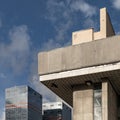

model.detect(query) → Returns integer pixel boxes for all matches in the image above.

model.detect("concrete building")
[42,102,71,120]
[5,86,42,120]
[38,8,120,120]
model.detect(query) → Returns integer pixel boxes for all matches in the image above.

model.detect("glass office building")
[5,86,42,120]
[42,102,71,120]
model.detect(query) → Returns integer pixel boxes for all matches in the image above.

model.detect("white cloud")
[41,39,61,51]
[55,20,72,41]
[46,0,66,22]
[9,25,30,53]
[0,25,31,75]
[43,0,74,50]
[70,0,97,17]
[113,0,120,10]
[41,19,72,51]
[83,18,98,30]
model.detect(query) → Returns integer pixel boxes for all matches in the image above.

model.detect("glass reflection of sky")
[94,90,102,120]
[6,86,42,120]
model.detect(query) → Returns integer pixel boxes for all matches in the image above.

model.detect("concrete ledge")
[38,35,120,75]
[40,62,120,81]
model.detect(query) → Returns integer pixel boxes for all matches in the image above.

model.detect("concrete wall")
[106,12,115,37]
[102,82,108,120]
[108,82,117,120]
[72,82,117,120]
[38,35,120,75]
[73,88,93,120]
[72,29,93,45]
[102,82,117,120]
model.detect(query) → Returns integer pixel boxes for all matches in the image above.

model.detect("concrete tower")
[38,8,120,120]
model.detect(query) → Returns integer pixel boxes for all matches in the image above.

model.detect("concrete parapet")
[72,28,94,45]
[38,35,120,75]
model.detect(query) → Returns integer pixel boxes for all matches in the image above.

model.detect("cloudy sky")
[0,0,120,119]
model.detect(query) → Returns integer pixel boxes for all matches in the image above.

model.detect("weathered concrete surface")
[108,82,117,120]
[38,35,120,75]
[72,28,94,45]
[102,82,108,120]
[38,7,119,120]
[102,81,117,120]
[73,88,93,120]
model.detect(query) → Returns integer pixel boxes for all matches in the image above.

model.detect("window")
[94,89,102,120]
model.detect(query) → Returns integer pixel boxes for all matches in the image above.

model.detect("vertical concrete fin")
[106,9,115,37]
[100,8,115,38]
[94,8,115,40]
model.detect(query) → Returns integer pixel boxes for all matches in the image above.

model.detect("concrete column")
[73,87,93,120]
[102,81,117,120]
[102,82,108,120]
[108,82,117,120]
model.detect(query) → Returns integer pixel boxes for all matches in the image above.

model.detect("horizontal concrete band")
[40,62,120,81]
[38,35,120,75]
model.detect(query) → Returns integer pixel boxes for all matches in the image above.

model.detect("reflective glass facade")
[43,109,62,120]
[43,102,71,120]
[28,87,42,120]
[5,86,42,120]
[94,89,102,120]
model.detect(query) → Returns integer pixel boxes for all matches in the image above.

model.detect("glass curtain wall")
[94,89,102,120]
[5,86,27,120]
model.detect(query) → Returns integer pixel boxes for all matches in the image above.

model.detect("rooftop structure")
[72,8,115,45]
[38,8,120,120]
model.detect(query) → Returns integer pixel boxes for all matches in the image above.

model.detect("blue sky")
[0,0,120,119]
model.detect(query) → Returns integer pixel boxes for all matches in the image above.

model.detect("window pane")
[94,90,102,120]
